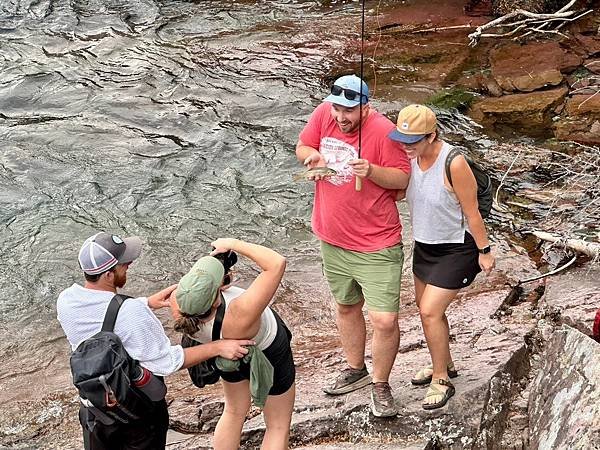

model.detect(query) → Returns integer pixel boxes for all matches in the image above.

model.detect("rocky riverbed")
[1,1,599,449]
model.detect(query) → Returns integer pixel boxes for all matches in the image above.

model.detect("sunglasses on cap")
[330,85,366,102]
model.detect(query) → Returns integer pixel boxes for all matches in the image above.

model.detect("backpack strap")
[444,147,467,228]
[444,147,462,187]
[212,294,226,341]
[101,294,130,333]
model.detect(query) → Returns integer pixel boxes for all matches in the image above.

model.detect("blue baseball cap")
[324,75,369,108]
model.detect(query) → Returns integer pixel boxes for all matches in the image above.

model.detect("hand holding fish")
[293,167,337,182]
[297,151,333,181]
[348,158,372,178]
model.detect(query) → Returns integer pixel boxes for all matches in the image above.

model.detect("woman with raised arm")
[170,238,294,450]
[388,105,495,410]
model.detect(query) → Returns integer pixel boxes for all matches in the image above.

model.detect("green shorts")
[320,241,404,313]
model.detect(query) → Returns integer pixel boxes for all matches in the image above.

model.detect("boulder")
[554,94,600,144]
[469,87,568,136]
[490,42,581,92]
[584,58,600,75]
[528,326,600,449]
[574,33,600,57]
[537,267,600,336]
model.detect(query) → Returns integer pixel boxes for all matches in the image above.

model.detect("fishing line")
[356,0,382,192]
[356,0,366,191]
[371,0,383,98]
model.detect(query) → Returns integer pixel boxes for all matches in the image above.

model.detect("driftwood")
[518,255,577,284]
[530,230,600,258]
[468,0,593,46]
[379,23,474,36]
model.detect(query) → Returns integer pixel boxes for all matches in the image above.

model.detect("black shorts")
[220,309,295,395]
[413,232,481,290]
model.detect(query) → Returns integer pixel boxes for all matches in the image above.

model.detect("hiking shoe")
[323,365,371,395]
[371,382,397,417]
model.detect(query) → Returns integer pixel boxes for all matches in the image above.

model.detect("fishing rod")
[356,0,366,192]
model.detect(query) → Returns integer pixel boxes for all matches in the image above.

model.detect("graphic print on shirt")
[319,137,358,186]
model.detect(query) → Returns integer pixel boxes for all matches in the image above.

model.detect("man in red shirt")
[296,74,410,417]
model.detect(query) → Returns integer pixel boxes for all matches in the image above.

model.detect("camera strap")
[212,294,226,341]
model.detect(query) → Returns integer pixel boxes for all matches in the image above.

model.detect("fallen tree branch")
[494,148,522,210]
[467,0,592,46]
[412,23,474,34]
[380,22,474,35]
[530,230,599,258]
[518,255,577,285]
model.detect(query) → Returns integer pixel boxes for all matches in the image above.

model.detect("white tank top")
[406,142,468,244]
[189,285,278,350]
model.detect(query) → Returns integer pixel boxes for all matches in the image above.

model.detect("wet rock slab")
[166,251,538,449]
[538,267,600,336]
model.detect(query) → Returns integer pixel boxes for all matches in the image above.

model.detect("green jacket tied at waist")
[216,346,274,408]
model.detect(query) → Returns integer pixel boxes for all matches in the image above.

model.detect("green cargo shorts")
[320,241,404,313]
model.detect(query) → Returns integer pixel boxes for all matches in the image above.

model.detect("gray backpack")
[70,295,154,423]
[445,147,493,219]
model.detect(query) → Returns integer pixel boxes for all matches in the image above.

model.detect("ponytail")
[173,314,202,336]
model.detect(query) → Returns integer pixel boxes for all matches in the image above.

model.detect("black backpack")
[445,147,493,219]
[180,299,226,388]
[70,295,155,424]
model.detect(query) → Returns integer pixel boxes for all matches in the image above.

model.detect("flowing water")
[5,2,590,449]
[0,0,492,408]
[0,0,384,402]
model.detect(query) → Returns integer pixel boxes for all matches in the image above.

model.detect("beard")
[113,271,127,288]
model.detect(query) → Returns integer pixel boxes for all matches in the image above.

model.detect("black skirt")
[413,232,481,290]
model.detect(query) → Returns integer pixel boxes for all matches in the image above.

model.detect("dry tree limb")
[530,230,600,258]
[518,255,577,284]
[380,22,474,36]
[411,23,474,34]
[467,0,592,46]
[494,148,522,209]
[578,89,600,109]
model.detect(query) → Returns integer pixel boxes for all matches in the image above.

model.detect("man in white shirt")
[57,232,253,450]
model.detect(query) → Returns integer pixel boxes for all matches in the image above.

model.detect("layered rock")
[463,23,600,143]
[489,42,580,93]
[554,94,600,143]
[470,87,568,136]
[528,326,600,449]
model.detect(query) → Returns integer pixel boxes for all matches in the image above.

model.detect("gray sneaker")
[323,365,372,395]
[371,382,397,417]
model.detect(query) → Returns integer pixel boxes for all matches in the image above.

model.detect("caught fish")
[293,167,337,181]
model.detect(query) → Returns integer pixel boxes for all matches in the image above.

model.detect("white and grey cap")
[78,232,142,275]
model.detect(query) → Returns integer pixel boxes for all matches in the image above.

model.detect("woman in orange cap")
[389,104,495,410]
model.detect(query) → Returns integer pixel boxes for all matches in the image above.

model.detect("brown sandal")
[411,363,459,386]
[422,378,455,410]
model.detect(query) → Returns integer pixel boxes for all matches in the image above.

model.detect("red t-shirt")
[299,102,410,252]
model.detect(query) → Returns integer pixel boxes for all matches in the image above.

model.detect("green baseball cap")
[176,256,224,316]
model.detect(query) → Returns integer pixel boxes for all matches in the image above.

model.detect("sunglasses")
[331,85,366,102]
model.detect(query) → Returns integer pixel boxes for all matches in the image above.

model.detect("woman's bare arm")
[211,238,286,338]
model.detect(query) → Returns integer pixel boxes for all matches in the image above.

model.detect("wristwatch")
[478,245,491,254]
